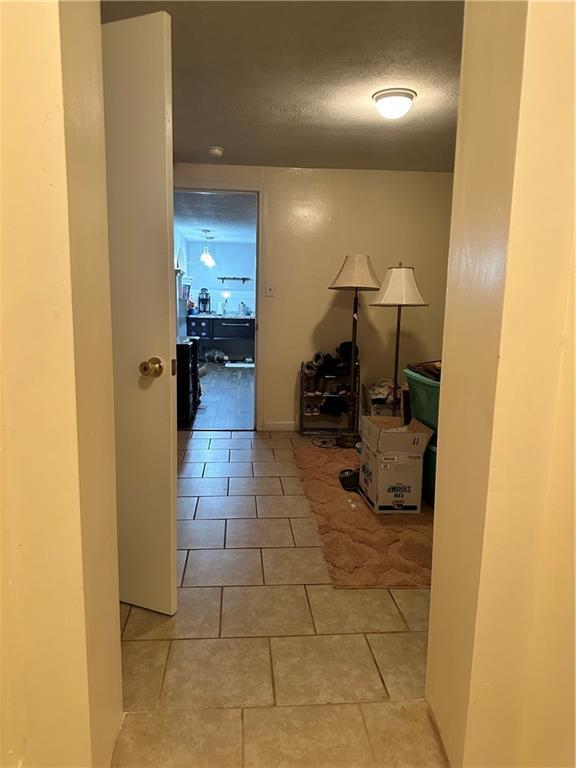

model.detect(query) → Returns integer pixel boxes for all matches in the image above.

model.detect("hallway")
[114,431,446,767]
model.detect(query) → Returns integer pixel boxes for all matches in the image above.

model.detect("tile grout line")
[259,547,266,585]
[267,637,277,706]
[240,707,246,768]
[363,632,391,699]
[303,584,319,635]
[121,604,132,638]
[127,697,408,712]
[121,629,410,642]
[158,639,172,705]
[288,517,297,547]
[357,702,378,763]
[388,588,411,631]
[218,586,224,638]
[176,579,413,591]
[180,550,189,588]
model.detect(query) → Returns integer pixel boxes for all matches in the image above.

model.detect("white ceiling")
[174,190,258,243]
[101,1,463,172]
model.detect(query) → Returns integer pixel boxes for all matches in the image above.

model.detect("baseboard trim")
[261,421,298,432]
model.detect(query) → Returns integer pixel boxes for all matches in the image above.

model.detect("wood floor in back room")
[192,363,254,431]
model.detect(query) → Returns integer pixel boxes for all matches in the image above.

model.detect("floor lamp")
[370,263,427,416]
[329,254,380,443]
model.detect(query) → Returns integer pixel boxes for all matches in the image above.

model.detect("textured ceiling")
[101,1,463,171]
[174,190,258,243]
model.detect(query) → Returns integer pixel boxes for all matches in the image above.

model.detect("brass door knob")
[139,357,164,377]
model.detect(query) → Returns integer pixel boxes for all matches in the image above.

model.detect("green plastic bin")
[423,444,437,507]
[404,368,441,432]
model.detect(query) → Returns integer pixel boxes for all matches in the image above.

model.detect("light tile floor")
[114,430,447,768]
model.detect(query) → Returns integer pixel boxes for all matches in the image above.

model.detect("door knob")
[139,357,164,377]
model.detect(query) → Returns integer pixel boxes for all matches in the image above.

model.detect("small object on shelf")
[198,287,211,313]
[217,276,253,284]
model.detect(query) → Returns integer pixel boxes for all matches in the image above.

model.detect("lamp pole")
[392,305,402,417]
[349,288,359,431]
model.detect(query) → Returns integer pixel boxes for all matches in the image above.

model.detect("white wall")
[175,223,189,336]
[427,2,575,766]
[184,240,257,315]
[174,222,188,269]
[1,2,122,765]
[175,163,453,429]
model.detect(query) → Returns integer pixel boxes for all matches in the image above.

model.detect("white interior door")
[103,12,177,615]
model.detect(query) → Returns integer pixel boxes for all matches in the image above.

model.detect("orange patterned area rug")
[294,445,434,588]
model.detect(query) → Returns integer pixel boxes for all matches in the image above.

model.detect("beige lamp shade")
[329,253,380,291]
[370,265,427,306]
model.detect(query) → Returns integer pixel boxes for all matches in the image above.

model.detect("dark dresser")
[186,315,255,361]
[176,339,200,428]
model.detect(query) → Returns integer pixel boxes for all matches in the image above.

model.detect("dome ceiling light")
[372,88,417,120]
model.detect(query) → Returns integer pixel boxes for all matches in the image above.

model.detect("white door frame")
[173,180,266,431]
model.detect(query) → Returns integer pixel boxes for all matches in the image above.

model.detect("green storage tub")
[404,368,441,432]
[423,444,437,507]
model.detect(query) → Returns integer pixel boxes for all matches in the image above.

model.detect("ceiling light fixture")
[200,230,216,268]
[372,88,417,120]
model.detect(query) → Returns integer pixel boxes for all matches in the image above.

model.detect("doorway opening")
[174,189,258,431]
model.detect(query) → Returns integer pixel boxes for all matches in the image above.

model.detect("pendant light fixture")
[200,229,216,268]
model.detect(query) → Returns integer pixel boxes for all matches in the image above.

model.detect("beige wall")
[427,2,574,766]
[174,163,453,429]
[1,2,122,766]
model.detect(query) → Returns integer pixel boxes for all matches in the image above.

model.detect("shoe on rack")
[303,373,317,395]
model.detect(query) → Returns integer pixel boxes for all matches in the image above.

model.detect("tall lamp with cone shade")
[370,263,427,416]
[329,254,380,441]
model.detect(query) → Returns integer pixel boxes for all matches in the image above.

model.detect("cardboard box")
[361,415,432,453]
[359,416,433,513]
